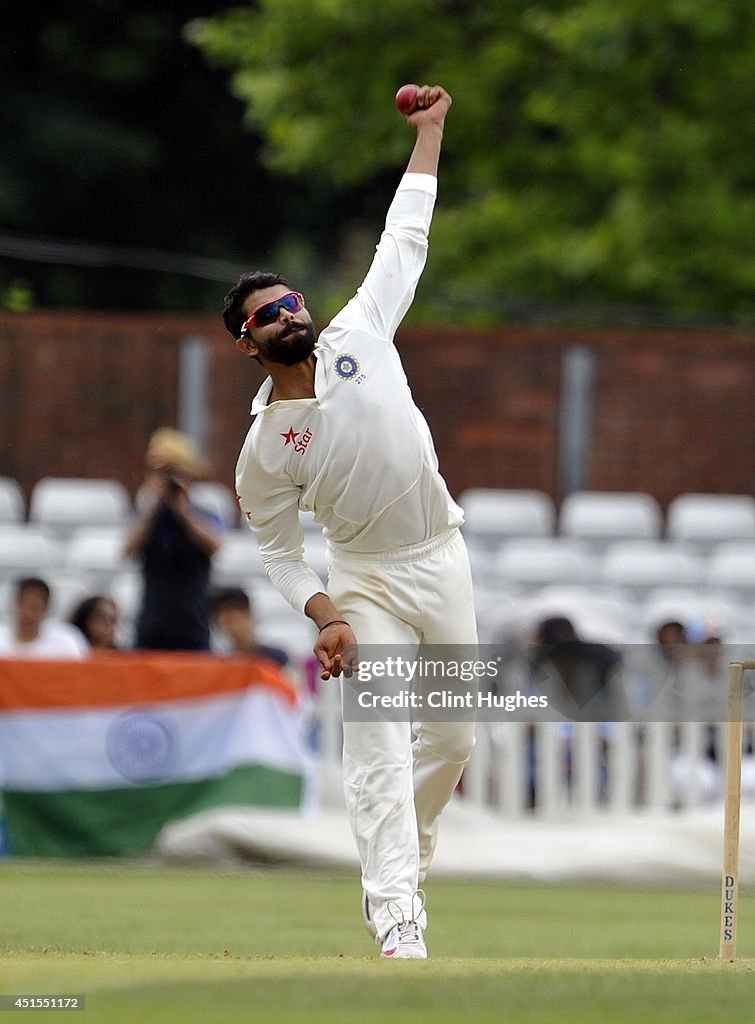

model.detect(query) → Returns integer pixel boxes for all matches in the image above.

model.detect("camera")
[162,470,185,495]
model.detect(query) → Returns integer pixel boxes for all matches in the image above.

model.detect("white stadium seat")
[705,541,755,599]
[639,586,746,641]
[666,493,755,548]
[0,477,26,523]
[0,578,13,620]
[255,618,317,664]
[213,529,329,587]
[459,489,556,546]
[47,573,92,622]
[247,580,301,622]
[494,538,598,591]
[480,583,636,645]
[211,530,265,584]
[0,525,63,581]
[559,491,662,546]
[64,526,130,584]
[600,541,705,594]
[521,584,638,643]
[29,477,131,536]
[188,481,240,529]
[471,582,519,624]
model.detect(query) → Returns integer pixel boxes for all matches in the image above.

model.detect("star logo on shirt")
[280,426,299,446]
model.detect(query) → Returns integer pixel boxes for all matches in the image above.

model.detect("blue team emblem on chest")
[334,353,362,381]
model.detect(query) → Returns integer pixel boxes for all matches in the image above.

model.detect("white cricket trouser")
[327,527,477,943]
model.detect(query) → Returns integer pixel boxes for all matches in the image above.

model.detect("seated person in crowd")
[621,619,687,715]
[527,616,628,807]
[656,619,687,667]
[210,586,289,667]
[667,618,728,804]
[0,577,89,658]
[530,615,626,719]
[69,595,120,651]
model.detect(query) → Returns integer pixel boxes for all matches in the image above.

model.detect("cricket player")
[225,85,476,958]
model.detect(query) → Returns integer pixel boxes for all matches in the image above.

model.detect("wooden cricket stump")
[719,660,755,961]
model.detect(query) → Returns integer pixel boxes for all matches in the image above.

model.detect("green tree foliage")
[191,0,755,323]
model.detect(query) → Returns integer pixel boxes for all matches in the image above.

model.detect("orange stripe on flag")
[0,654,299,711]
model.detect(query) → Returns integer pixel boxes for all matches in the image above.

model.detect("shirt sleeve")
[236,457,326,614]
[248,503,326,614]
[320,172,437,344]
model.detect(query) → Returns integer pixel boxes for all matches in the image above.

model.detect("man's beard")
[259,321,317,366]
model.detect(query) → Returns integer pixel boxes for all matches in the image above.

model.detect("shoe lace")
[386,889,426,943]
[413,888,426,920]
[396,920,421,944]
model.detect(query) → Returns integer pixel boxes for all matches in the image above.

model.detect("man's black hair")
[222,271,291,339]
[70,595,113,638]
[210,585,252,614]
[656,620,686,642]
[15,577,50,602]
[536,616,579,645]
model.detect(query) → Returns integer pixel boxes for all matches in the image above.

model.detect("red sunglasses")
[240,291,305,336]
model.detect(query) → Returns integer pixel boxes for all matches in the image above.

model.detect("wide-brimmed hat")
[145,427,210,479]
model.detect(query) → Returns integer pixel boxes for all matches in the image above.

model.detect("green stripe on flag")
[2,763,302,857]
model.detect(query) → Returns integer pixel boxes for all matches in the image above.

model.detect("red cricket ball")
[395,84,418,115]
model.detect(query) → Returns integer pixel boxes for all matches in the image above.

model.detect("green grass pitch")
[0,862,752,1023]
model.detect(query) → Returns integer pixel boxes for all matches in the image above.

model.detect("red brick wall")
[587,330,754,500]
[0,311,752,509]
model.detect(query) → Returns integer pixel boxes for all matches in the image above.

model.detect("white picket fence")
[309,681,749,818]
[460,719,742,816]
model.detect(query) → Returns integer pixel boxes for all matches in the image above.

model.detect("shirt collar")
[250,377,274,415]
[249,347,324,415]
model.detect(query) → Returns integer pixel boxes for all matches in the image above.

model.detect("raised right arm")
[321,85,452,345]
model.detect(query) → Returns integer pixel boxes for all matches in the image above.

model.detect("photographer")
[124,428,221,651]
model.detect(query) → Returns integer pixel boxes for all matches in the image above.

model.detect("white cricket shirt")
[235,173,463,613]
[0,620,89,658]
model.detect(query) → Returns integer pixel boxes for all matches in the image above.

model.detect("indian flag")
[0,655,309,857]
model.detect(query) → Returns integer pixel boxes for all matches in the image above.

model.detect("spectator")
[69,595,120,651]
[124,428,222,651]
[685,617,725,685]
[653,617,724,710]
[530,616,626,719]
[623,619,688,717]
[527,616,627,807]
[0,577,89,658]
[656,620,687,668]
[667,617,726,805]
[210,586,290,667]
